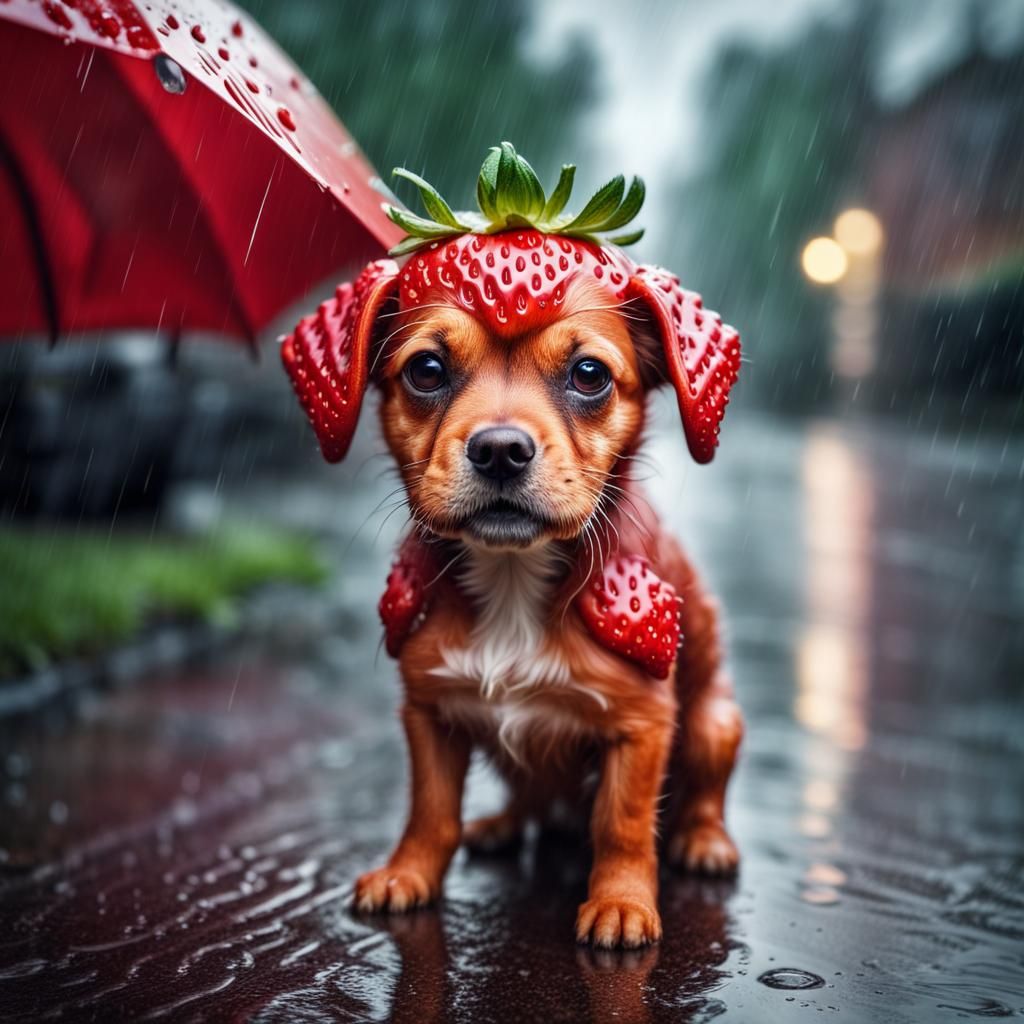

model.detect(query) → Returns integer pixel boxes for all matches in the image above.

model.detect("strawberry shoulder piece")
[576,555,681,679]
[378,538,438,657]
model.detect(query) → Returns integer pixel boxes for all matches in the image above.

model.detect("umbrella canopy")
[0,0,403,346]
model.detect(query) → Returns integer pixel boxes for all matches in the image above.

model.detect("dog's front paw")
[353,866,436,913]
[576,896,662,949]
[667,822,739,875]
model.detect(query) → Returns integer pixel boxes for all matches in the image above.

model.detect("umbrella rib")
[0,130,61,344]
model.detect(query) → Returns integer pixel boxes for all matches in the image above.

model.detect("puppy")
[282,227,743,949]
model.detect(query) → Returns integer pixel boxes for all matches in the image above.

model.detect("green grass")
[0,524,327,678]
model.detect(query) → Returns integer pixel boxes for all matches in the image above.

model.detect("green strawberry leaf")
[589,176,645,232]
[515,151,547,220]
[563,175,626,232]
[501,213,536,230]
[607,227,645,246]
[476,147,501,221]
[388,235,435,257]
[392,168,465,229]
[384,205,458,239]
[384,144,647,256]
[541,164,576,222]
[495,142,536,221]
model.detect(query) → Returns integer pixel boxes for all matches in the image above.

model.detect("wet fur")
[354,280,743,948]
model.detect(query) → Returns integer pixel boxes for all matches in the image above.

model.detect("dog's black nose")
[466,426,536,481]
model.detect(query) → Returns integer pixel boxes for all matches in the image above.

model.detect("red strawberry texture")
[399,230,619,338]
[281,141,741,465]
[280,259,396,463]
[577,555,681,679]
[378,550,428,658]
[398,231,739,463]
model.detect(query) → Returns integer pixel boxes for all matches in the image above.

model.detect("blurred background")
[1,1,1022,1020]
[3,0,1022,674]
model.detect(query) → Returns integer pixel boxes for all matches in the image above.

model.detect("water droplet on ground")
[936,999,1014,1018]
[758,968,826,990]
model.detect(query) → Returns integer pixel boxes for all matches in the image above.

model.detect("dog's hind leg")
[664,675,743,875]
[463,804,525,854]
[662,579,743,875]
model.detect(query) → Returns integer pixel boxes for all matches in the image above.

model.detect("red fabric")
[398,232,622,339]
[282,237,740,465]
[280,260,398,463]
[378,537,438,658]
[0,1,402,342]
[626,266,741,464]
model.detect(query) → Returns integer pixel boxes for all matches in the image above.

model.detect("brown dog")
[282,227,743,948]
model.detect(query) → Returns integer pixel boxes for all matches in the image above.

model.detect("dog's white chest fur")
[433,545,570,696]
[431,546,607,756]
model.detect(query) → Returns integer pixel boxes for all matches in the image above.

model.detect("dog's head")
[282,231,740,551]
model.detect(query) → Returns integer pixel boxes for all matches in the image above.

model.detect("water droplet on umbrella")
[758,968,825,990]
[277,106,296,131]
[153,54,186,95]
[190,25,205,43]
[42,1,72,30]
[96,12,119,38]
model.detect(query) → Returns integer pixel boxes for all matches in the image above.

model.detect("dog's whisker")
[375,301,460,320]
[340,483,419,561]
[425,547,470,589]
[370,315,443,375]
[373,499,417,543]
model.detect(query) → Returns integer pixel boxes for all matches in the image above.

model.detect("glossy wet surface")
[1,409,1023,1022]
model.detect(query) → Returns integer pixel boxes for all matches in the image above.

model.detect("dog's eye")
[404,352,448,393]
[568,358,611,396]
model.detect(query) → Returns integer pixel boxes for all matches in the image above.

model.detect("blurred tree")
[237,0,596,211]
[672,5,880,411]
[677,0,1024,420]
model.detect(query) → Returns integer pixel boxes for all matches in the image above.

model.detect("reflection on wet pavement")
[1,409,1022,1022]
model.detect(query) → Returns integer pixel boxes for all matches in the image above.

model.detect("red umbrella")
[0,0,403,348]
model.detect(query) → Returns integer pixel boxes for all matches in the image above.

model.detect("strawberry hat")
[282,143,741,465]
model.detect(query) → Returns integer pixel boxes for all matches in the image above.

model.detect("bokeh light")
[834,208,884,256]
[801,237,848,285]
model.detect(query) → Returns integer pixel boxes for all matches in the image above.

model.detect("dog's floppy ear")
[281,259,400,463]
[625,265,741,464]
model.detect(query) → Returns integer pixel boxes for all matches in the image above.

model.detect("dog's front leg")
[576,723,672,948]
[355,702,470,913]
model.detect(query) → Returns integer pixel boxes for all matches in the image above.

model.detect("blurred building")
[867,47,1024,405]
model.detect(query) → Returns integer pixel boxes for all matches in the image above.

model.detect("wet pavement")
[1,407,1022,1023]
